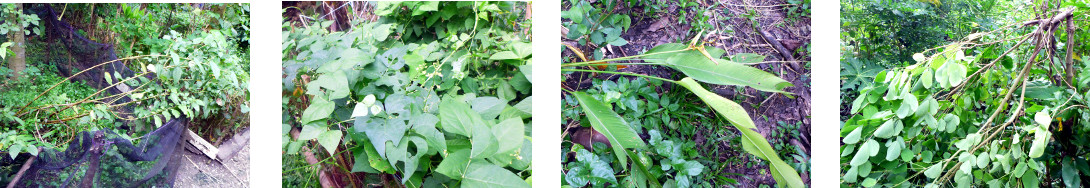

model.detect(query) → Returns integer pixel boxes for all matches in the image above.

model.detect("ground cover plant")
[840,1,1090,187]
[561,0,811,187]
[0,3,249,187]
[281,1,531,187]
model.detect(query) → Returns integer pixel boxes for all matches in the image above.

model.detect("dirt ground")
[562,0,811,186]
[171,129,250,187]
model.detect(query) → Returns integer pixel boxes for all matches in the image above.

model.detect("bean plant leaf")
[435,149,471,179]
[492,118,525,154]
[439,96,484,137]
[301,97,335,124]
[571,91,646,170]
[676,78,804,188]
[461,162,531,188]
[317,130,342,154]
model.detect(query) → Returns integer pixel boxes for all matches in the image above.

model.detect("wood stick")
[6,154,36,188]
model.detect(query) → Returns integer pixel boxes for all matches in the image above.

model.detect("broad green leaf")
[490,51,520,60]
[469,121,498,159]
[385,136,428,184]
[947,62,967,87]
[299,123,325,140]
[896,92,918,118]
[1034,111,1050,127]
[851,92,869,114]
[1062,158,1082,188]
[317,130,342,154]
[844,126,862,144]
[374,24,392,41]
[874,119,902,138]
[471,97,507,120]
[572,91,645,170]
[8,144,20,159]
[1029,125,1050,158]
[921,69,934,89]
[301,96,335,124]
[435,149,471,179]
[645,44,791,93]
[439,96,485,137]
[361,118,407,159]
[925,162,944,179]
[676,78,803,187]
[461,162,531,188]
[492,118,525,154]
[885,138,903,161]
[105,72,114,85]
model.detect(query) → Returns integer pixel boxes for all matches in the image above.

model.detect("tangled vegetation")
[561,0,811,187]
[841,1,1090,187]
[0,3,249,186]
[281,1,531,187]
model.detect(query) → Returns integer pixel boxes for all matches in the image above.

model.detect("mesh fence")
[1,4,186,187]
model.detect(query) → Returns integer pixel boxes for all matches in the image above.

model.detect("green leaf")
[301,96,335,124]
[105,72,114,85]
[921,69,934,89]
[675,78,803,187]
[648,44,792,94]
[572,91,646,170]
[360,118,407,159]
[1034,111,1051,127]
[947,62,967,87]
[471,97,507,120]
[1062,158,1082,188]
[439,96,484,137]
[844,126,863,144]
[8,144,20,159]
[851,139,874,166]
[492,118,525,154]
[299,123,325,140]
[374,24,392,41]
[461,162,531,188]
[885,138,903,161]
[317,130,342,155]
[874,119,902,139]
[490,51,520,60]
[435,149,471,179]
[1029,125,1050,158]
[469,120,498,159]
[385,136,428,184]
[895,92,917,118]
[925,162,944,179]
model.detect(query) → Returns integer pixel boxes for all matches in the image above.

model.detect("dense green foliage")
[0,3,249,164]
[282,2,531,187]
[561,36,806,187]
[841,2,1090,187]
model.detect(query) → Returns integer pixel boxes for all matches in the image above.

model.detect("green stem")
[560,48,691,67]
[561,68,677,84]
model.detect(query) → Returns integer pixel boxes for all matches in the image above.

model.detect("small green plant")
[562,0,631,60]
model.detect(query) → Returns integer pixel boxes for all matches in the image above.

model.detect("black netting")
[0,4,188,188]
[29,4,136,111]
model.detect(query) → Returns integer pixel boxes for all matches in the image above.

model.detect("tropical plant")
[840,4,1090,187]
[562,0,631,60]
[561,34,805,188]
[282,1,531,187]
